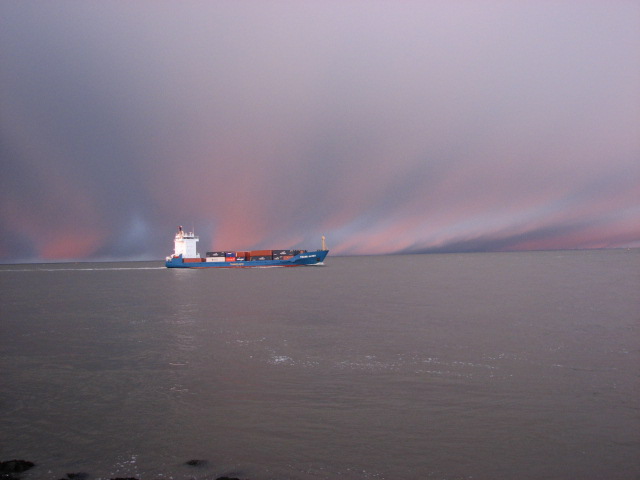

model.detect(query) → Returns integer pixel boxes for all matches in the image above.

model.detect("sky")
[1,1,639,262]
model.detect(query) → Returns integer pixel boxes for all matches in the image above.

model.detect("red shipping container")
[250,250,272,256]
[184,258,204,263]
[225,257,236,262]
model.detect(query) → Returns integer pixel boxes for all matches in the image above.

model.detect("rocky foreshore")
[0,459,246,480]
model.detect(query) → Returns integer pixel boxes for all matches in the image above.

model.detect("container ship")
[165,226,329,268]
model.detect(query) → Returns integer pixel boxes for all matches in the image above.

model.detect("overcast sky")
[1,1,639,262]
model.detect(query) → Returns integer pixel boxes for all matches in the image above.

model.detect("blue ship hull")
[165,249,329,268]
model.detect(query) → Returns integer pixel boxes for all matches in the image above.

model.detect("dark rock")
[185,459,207,467]
[66,473,89,480]
[0,460,35,474]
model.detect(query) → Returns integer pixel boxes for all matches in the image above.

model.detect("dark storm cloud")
[1,1,638,261]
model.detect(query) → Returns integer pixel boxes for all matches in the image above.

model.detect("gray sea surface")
[1,250,639,480]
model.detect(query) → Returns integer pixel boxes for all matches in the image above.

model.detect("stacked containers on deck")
[206,251,226,262]
[272,249,300,260]
[204,249,305,262]
[250,250,272,261]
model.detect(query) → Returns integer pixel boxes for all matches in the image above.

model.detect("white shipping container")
[206,257,226,262]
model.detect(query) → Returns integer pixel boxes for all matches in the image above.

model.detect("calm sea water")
[1,250,638,480]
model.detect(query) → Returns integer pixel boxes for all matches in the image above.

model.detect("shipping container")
[250,250,272,257]
[205,257,226,262]
[273,249,299,256]
[250,255,272,261]
[184,258,204,263]
[225,257,236,262]
[206,251,226,258]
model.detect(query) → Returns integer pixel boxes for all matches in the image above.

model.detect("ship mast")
[321,235,327,251]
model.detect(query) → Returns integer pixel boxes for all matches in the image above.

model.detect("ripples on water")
[1,250,638,480]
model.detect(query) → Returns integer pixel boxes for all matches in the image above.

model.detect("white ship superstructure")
[171,226,199,259]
